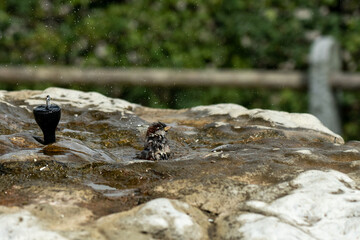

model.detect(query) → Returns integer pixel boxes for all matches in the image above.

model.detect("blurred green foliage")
[2,0,358,69]
[0,0,360,140]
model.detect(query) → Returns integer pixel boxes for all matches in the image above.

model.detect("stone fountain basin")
[0,87,359,240]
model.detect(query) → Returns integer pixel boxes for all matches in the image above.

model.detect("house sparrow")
[137,122,171,160]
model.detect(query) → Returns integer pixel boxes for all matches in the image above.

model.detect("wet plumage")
[137,122,171,160]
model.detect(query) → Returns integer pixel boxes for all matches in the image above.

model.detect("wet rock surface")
[0,87,360,239]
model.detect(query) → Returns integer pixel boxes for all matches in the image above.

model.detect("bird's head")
[146,122,171,137]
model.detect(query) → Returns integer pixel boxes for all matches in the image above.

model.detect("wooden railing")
[0,66,359,89]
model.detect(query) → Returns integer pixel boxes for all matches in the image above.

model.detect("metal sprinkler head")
[46,95,51,109]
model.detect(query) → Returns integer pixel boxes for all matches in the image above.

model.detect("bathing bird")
[137,122,171,160]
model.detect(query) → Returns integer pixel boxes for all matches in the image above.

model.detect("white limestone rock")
[0,207,67,240]
[25,87,138,113]
[190,103,247,118]
[190,103,343,143]
[294,149,312,155]
[0,90,5,100]
[96,198,209,240]
[217,170,360,240]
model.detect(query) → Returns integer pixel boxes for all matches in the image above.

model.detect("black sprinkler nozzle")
[33,95,61,145]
